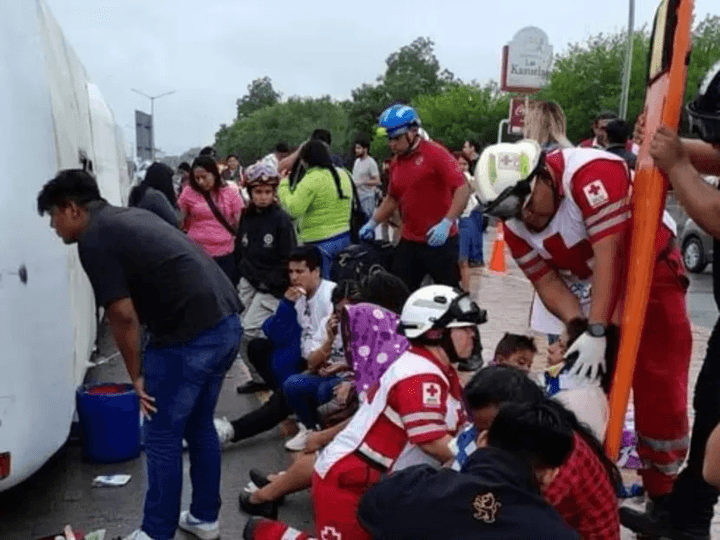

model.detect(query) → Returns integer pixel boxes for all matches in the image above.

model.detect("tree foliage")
[349,37,454,137]
[214,17,720,165]
[216,96,352,163]
[236,76,281,121]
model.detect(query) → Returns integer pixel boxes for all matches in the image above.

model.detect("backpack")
[330,241,394,283]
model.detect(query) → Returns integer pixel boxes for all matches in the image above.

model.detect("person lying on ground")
[358,400,580,540]
[451,365,621,540]
[242,285,487,540]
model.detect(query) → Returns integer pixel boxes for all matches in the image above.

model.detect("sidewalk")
[471,232,719,539]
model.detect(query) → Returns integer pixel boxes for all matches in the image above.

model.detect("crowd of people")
[34,61,720,540]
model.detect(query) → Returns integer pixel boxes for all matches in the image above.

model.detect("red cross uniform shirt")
[544,433,620,539]
[388,139,467,242]
[315,346,465,477]
[503,149,632,320]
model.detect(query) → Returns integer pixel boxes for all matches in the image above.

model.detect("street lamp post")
[131,88,176,161]
[619,0,635,120]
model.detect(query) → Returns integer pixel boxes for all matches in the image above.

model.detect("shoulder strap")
[203,190,237,237]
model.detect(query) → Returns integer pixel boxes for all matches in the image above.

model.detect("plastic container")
[75,383,141,463]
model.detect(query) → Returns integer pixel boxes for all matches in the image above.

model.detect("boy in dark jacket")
[234,163,296,393]
[357,400,580,540]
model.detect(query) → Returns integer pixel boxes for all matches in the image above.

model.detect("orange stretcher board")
[605,0,694,460]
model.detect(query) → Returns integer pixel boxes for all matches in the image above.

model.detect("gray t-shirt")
[352,156,380,197]
[78,201,241,346]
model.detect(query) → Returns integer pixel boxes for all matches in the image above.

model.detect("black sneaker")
[239,491,279,519]
[248,469,285,504]
[237,381,271,394]
[249,469,271,489]
[620,495,710,540]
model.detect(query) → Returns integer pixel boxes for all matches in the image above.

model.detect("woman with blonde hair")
[523,100,573,151]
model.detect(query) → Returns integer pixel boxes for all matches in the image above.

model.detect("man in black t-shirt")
[38,169,242,540]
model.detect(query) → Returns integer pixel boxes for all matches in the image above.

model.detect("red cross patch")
[582,180,609,208]
[423,382,442,407]
[320,526,342,540]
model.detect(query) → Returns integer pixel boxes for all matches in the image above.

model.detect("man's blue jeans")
[141,314,242,540]
[282,373,342,429]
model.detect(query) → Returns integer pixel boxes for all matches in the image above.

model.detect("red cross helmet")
[398,284,486,340]
[474,140,544,220]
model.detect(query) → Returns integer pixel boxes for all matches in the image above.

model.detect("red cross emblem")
[321,526,342,540]
[423,382,442,406]
[543,234,593,280]
[588,183,601,196]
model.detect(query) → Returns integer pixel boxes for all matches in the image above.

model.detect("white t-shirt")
[352,155,380,197]
[295,278,336,359]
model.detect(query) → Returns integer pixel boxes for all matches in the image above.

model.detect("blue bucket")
[76,383,141,463]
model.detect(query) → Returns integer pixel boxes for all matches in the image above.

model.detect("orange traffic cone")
[488,222,506,274]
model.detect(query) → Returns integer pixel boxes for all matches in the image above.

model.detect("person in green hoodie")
[277,139,353,278]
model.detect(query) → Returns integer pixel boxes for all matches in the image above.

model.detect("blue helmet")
[378,105,421,138]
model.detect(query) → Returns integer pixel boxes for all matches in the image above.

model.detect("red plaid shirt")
[544,433,620,539]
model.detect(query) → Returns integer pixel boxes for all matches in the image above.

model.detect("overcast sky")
[45,0,715,158]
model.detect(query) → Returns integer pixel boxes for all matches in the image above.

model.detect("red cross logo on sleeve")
[423,382,442,407]
[588,184,601,196]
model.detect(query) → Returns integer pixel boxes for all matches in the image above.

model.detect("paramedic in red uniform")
[243,284,487,540]
[359,104,470,291]
[474,140,692,504]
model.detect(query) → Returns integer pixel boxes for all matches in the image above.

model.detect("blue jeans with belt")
[309,231,351,279]
[141,314,242,540]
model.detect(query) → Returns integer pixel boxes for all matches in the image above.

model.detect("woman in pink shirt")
[179,155,244,283]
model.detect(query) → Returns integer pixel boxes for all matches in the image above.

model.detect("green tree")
[216,96,352,164]
[413,81,510,150]
[349,37,454,137]
[236,76,281,121]
[539,14,720,142]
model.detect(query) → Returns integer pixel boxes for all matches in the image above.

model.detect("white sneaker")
[123,530,155,540]
[284,424,311,451]
[214,416,235,447]
[178,510,220,540]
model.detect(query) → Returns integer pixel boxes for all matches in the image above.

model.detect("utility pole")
[131,88,176,161]
[619,0,635,120]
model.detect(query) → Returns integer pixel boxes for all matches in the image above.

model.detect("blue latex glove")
[426,217,453,247]
[359,219,378,241]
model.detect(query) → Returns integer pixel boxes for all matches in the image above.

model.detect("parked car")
[681,218,714,273]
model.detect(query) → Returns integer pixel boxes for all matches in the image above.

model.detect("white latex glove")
[563,331,606,382]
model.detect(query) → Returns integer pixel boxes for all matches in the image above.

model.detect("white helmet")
[399,285,486,340]
[474,139,543,220]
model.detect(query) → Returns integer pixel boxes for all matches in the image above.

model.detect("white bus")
[0,0,131,490]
